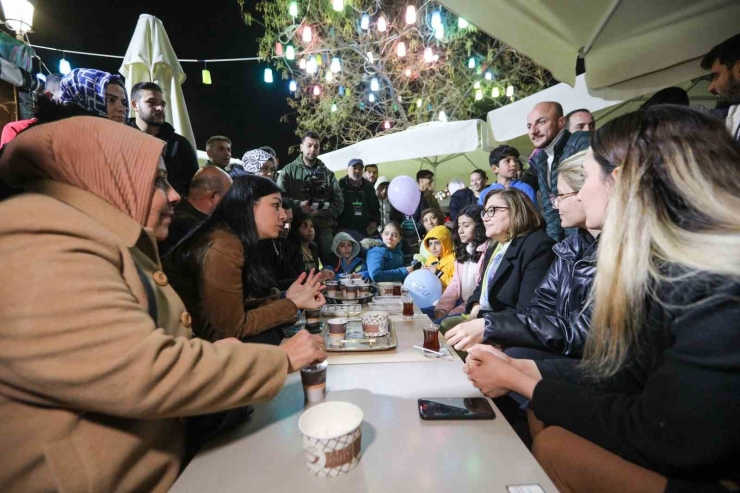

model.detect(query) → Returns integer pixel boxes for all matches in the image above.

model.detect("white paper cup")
[298,401,364,477]
[360,311,389,337]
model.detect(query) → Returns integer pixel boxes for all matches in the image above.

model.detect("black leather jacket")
[482,229,597,356]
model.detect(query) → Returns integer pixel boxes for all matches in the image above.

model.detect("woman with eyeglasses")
[227,149,278,180]
[440,188,554,358]
[445,151,600,357]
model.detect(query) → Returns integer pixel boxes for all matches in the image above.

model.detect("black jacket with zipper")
[482,229,597,356]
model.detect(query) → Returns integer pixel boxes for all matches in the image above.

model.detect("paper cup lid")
[299,401,364,440]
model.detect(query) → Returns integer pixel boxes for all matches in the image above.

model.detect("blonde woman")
[445,151,600,356]
[464,106,740,492]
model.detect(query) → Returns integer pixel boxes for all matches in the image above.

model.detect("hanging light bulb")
[485,71,492,80]
[369,93,376,103]
[275,42,284,56]
[424,47,433,63]
[325,71,333,82]
[286,45,295,60]
[202,69,212,85]
[383,121,391,129]
[431,11,442,28]
[370,77,379,92]
[438,110,448,122]
[396,42,406,58]
[366,52,374,63]
[433,54,439,62]
[315,54,322,66]
[474,81,481,89]
[475,89,483,101]
[330,57,341,73]
[299,58,307,70]
[416,98,422,108]
[306,57,317,74]
[506,85,514,97]
[332,0,343,11]
[404,68,412,77]
[492,87,500,98]
[313,85,321,96]
[289,1,298,17]
[361,14,370,30]
[59,57,71,75]
[289,80,297,92]
[264,68,274,83]
[339,85,345,96]
[434,24,444,40]
[405,5,416,24]
[458,17,469,29]
[377,16,387,32]
[302,25,312,43]
[468,57,475,69]
[331,102,338,112]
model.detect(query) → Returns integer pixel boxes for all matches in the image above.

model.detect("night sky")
[28,0,298,162]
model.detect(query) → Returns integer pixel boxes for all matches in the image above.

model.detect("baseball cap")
[348,158,364,168]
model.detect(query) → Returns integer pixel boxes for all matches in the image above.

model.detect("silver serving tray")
[322,320,397,352]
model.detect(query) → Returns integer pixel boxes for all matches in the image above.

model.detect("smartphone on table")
[418,397,496,420]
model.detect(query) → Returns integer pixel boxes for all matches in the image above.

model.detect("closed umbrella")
[119,14,195,149]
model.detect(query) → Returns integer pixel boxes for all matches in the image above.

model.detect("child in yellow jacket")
[422,225,456,289]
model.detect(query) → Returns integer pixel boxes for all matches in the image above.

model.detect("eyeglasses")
[549,192,577,207]
[480,206,509,219]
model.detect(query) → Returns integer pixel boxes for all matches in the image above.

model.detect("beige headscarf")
[0,116,165,225]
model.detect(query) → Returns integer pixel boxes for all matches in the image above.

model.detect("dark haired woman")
[434,204,489,320]
[164,175,326,345]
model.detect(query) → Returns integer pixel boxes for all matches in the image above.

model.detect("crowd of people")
[0,31,738,493]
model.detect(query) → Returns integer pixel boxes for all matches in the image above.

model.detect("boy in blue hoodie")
[328,232,367,277]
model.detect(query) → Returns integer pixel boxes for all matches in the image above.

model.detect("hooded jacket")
[422,225,456,289]
[362,238,408,282]
[482,230,596,356]
[126,118,199,199]
[328,232,367,276]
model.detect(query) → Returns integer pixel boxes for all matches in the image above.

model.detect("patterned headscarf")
[59,69,128,118]
[227,149,274,176]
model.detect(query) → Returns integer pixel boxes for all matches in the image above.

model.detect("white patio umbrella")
[437,0,739,89]
[487,73,713,143]
[119,14,196,149]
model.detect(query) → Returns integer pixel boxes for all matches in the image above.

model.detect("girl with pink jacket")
[434,204,489,320]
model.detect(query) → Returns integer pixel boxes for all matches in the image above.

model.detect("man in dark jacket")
[523,101,591,241]
[337,159,380,241]
[277,131,343,265]
[158,166,232,259]
[127,82,199,198]
[449,169,487,222]
[701,33,740,141]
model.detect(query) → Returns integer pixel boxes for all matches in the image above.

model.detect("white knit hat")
[375,175,390,191]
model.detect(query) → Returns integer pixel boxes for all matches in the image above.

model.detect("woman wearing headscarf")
[59,68,128,123]
[227,148,277,180]
[0,116,326,493]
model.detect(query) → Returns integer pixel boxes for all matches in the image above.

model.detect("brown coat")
[163,222,299,342]
[0,182,290,493]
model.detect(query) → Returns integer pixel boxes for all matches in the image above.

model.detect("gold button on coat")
[152,270,168,286]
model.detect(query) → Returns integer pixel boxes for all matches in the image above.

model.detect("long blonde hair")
[584,106,740,377]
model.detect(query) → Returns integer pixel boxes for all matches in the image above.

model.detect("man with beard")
[277,131,343,265]
[363,163,379,185]
[523,101,590,241]
[449,169,489,222]
[702,34,740,141]
[128,82,199,197]
[337,159,380,241]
